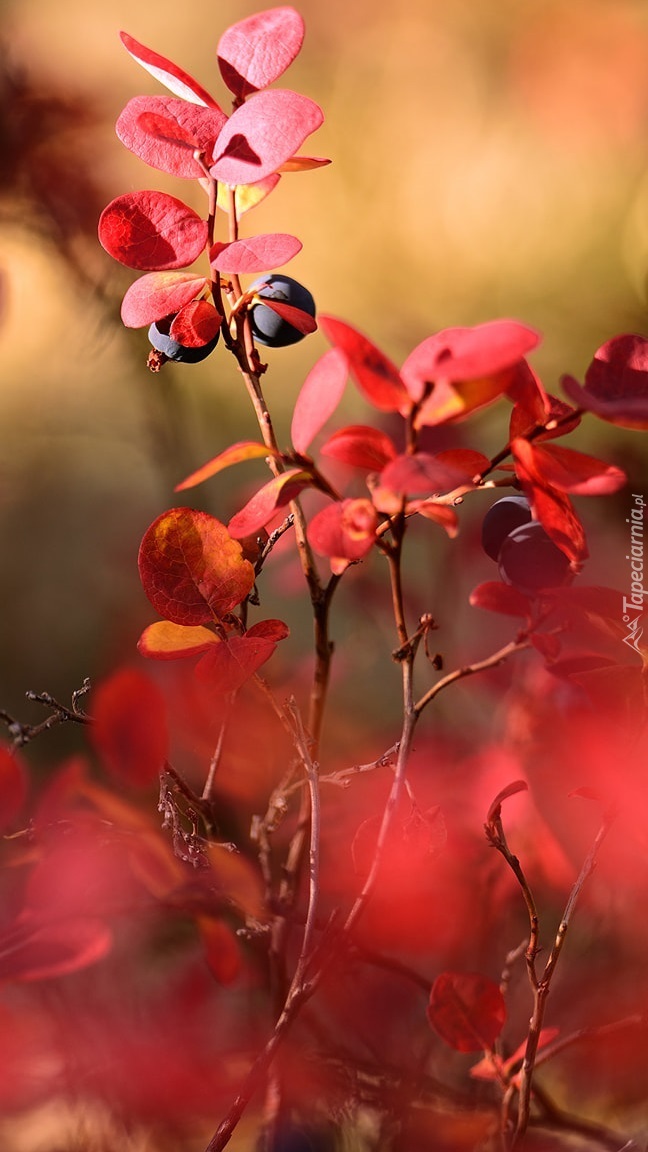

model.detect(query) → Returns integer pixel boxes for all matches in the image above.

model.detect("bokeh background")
[1,0,648,738]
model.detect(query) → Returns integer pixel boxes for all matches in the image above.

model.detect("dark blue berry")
[481,495,532,561]
[498,521,572,594]
[148,315,219,364]
[249,274,316,348]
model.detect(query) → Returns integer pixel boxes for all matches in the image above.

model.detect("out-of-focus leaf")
[195,634,277,692]
[427,971,506,1053]
[319,315,409,413]
[291,348,349,454]
[307,498,377,574]
[138,508,255,624]
[562,334,648,428]
[320,424,397,471]
[0,746,27,833]
[0,915,112,983]
[228,470,313,538]
[197,917,242,985]
[524,442,626,495]
[217,7,305,98]
[380,452,473,497]
[98,191,208,270]
[90,667,168,787]
[469,581,532,618]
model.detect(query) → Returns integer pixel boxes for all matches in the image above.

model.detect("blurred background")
[1,0,648,734]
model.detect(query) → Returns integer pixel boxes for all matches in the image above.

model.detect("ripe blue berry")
[148,315,219,364]
[249,274,316,348]
[481,495,532,561]
[498,521,572,594]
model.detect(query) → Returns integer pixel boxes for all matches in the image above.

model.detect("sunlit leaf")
[116,97,227,178]
[210,90,323,186]
[90,667,168,787]
[121,271,208,328]
[319,315,409,413]
[137,621,219,660]
[402,321,540,399]
[228,470,313,538]
[175,441,279,493]
[210,233,302,273]
[428,971,506,1053]
[291,348,349,454]
[217,7,305,98]
[257,298,317,334]
[138,508,255,623]
[216,174,281,217]
[320,424,397,471]
[98,191,208,271]
[120,31,218,107]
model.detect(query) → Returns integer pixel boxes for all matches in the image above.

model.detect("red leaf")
[98,191,208,271]
[121,271,208,328]
[408,499,460,536]
[210,90,323,186]
[116,98,227,178]
[512,439,589,567]
[257,298,317,335]
[428,971,506,1053]
[120,31,218,107]
[508,361,581,441]
[210,233,302,274]
[217,7,305,98]
[228,470,313,538]
[562,334,648,429]
[137,621,219,660]
[90,667,168,787]
[380,452,473,497]
[319,315,409,413]
[433,449,491,478]
[138,508,255,624]
[469,581,532,618]
[0,915,112,983]
[402,321,540,397]
[0,746,27,833]
[195,634,277,692]
[291,348,349,454]
[320,424,397,471]
[525,442,626,496]
[486,780,529,825]
[169,299,221,347]
[197,916,242,984]
[307,498,378,573]
[246,619,290,641]
[175,441,278,493]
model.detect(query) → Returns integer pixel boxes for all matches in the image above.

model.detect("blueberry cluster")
[148,315,220,364]
[481,495,571,595]
[249,274,316,347]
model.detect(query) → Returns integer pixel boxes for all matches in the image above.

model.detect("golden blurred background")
[1,0,648,733]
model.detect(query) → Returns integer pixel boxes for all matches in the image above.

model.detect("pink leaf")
[291,348,349,454]
[228,470,313,538]
[210,90,323,186]
[195,634,277,693]
[121,271,208,328]
[217,7,305,98]
[486,780,529,825]
[320,424,397,471]
[98,191,208,271]
[428,971,507,1053]
[307,498,378,573]
[469,581,532,618]
[169,299,221,347]
[116,97,227,178]
[210,233,302,274]
[319,315,409,413]
[402,320,540,398]
[175,441,278,493]
[120,31,218,107]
